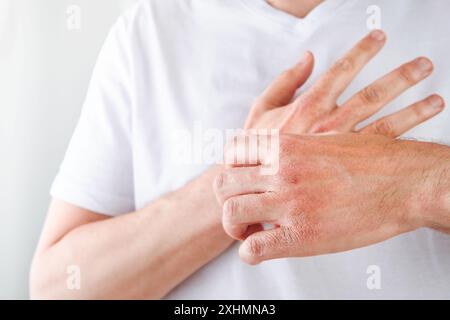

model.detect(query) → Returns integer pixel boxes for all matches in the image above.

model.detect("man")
[30,0,449,299]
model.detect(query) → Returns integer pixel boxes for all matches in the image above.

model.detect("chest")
[131,16,450,208]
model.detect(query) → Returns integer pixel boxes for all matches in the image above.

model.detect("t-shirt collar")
[238,0,351,34]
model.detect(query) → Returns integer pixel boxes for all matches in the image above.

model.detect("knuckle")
[248,237,265,257]
[317,108,354,132]
[358,37,375,52]
[359,85,385,105]
[219,170,236,187]
[398,65,417,84]
[214,173,225,191]
[411,104,429,119]
[309,121,334,134]
[373,119,395,137]
[338,104,355,119]
[332,57,354,74]
[223,198,237,221]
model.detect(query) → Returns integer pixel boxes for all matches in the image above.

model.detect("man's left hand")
[214,133,450,265]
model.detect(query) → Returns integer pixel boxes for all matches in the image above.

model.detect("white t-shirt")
[51,0,450,299]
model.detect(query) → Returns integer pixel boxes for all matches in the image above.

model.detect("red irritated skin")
[213,30,448,265]
[215,133,450,265]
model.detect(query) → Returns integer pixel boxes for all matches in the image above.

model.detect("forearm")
[30,166,233,299]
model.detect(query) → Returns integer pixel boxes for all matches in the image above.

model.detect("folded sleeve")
[50,16,135,216]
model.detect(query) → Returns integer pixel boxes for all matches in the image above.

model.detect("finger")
[337,57,434,131]
[239,227,298,265]
[213,167,276,205]
[360,94,445,137]
[223,194,279,240]
[258,51,314,109]
[222,223,264,242]
[242,223,265,238]
[294,30,386,112]
[224,133,279,168]
[223,194,279,226]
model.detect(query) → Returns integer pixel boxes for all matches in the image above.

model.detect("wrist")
[190,165,235,244]
[151,165,233,246]
[178,165,226,226]
[427,154,450,230]
[411,142,450,230]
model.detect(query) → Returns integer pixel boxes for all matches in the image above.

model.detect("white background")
[0,0,138,299]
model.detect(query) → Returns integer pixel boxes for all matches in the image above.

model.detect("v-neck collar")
[238,0,351,35]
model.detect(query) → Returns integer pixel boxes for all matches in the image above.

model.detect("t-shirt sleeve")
[50,17,135,216]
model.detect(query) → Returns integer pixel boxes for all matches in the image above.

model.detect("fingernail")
[416,57,433,73]
[370,30,385,41]
[429,95,444,109]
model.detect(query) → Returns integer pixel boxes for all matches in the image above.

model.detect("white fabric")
[51,0,450,299]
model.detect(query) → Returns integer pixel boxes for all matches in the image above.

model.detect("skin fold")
[30,27,447,299]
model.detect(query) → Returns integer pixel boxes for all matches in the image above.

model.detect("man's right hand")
[244,30,443,137]
[217,30,445,240]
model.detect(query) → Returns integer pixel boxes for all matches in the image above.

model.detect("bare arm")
[30,166,232,299]
[30,31,443,299]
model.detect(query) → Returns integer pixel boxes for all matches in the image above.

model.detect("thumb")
[239,227,293,265]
